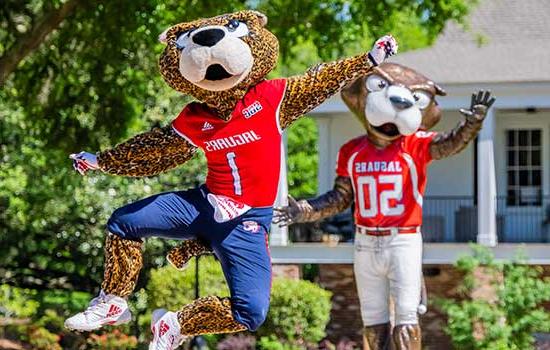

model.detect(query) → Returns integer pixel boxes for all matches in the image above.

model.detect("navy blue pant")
[107,186,272,331]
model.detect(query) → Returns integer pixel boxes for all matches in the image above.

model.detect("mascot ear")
[434,83,446,96]
[158,27,170,44]
[341,77,365,116]
[341,77,369,130]
[251,10,268,27]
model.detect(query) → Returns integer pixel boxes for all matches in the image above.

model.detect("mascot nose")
[389,95,414,110]
[192,28,226,47]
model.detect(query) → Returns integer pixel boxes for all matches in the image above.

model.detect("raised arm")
[278,35,397,129]
[430,90,495,160]
[97,126,197,177]
[71,126,197,177]
[273,176,354,226]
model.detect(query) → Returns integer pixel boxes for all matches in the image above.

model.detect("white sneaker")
[149,309,186,350]
[64,290,131,331]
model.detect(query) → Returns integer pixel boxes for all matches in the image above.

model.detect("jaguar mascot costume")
[66,10,397,349]
[273,63,495,350]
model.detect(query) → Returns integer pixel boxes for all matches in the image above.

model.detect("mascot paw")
[69,151,98,175]
[368,34,398,65]
[459,90,496,120]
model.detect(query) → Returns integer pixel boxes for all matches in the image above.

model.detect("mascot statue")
[66,10,398,349]
[273,63,495,350]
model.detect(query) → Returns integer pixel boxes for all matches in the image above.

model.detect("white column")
[270,134,289,246]
[316,116,332,193]
[477,108,498,246]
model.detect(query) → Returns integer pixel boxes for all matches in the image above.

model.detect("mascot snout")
[388,85,415,110]
[177,24,254,91]
[366,81,422,137]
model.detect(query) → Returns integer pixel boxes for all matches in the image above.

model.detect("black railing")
[496,196,550,243]
[288,196,550,243]
[422,196,477,242]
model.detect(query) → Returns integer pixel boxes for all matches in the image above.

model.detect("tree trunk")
[0,0,83,86]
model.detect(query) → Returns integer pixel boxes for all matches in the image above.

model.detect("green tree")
[1,0,477,293]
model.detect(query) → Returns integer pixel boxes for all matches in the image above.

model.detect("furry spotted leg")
[178,296,247,336]
[364,323,391,350]
[166,239,213,270]
[102,233,144,297]
[148,297,246,349]
[64,234,142,331]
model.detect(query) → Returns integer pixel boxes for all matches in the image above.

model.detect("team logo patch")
[242,101,262,118]
[207,193,251,223]
[243,220,260,233]
[202,121,214,131]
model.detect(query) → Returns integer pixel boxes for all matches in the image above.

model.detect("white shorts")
[353,231,423,326]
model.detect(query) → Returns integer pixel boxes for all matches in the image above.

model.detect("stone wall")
[317,264,364,343]
[272,264,301,280]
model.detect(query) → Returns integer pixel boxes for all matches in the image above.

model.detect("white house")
[270,0,550,264]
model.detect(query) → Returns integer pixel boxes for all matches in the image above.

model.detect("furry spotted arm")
[279,53,376,129]
[97,126,197,177]
[430,116,483,160]
[431,90,495,160]
[275,176,353,225]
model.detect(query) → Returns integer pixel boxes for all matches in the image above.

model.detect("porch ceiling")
[310,81,550,114]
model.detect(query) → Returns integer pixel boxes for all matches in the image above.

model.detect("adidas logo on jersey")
[202,122,214,131]
[242,101,262,118]
[106,304,122,318]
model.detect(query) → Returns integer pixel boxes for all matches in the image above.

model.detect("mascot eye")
[175,30,193,50]
[227,19,240,31]
[225,20,250,38]
[412,90,432,109]
[366,75,388,92]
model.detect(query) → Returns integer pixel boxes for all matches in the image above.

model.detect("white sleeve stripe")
[402,152,423,207]
[347,151,359,193]
[171,125,198,147]
[275,80,288,134]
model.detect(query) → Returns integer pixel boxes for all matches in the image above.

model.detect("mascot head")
[341,63,446,143]
[159,10,279,116]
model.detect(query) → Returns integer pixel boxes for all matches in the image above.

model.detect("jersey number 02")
[356,175,404,218]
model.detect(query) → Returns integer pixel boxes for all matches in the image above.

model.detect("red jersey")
[336,131,436,228]
[172,79,286,207]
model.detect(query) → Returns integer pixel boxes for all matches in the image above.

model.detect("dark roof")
[389,0,550,84]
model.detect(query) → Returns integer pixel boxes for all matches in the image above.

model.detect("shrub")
[145,260,332,348]
[0,284,39,318]
[257,278,332,347]
[27,326,62,350]
[86,329,138,349]
[257,335,303,350]
[145,255,230,311]
[216,334,256,350]
[439,244,550,350]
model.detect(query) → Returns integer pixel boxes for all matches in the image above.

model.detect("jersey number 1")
[356,175,404,218]
[226,152,242,195]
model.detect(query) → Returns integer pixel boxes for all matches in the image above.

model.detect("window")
[506,129,542,206]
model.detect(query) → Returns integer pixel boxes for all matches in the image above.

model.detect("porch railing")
[288,196,550,243]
